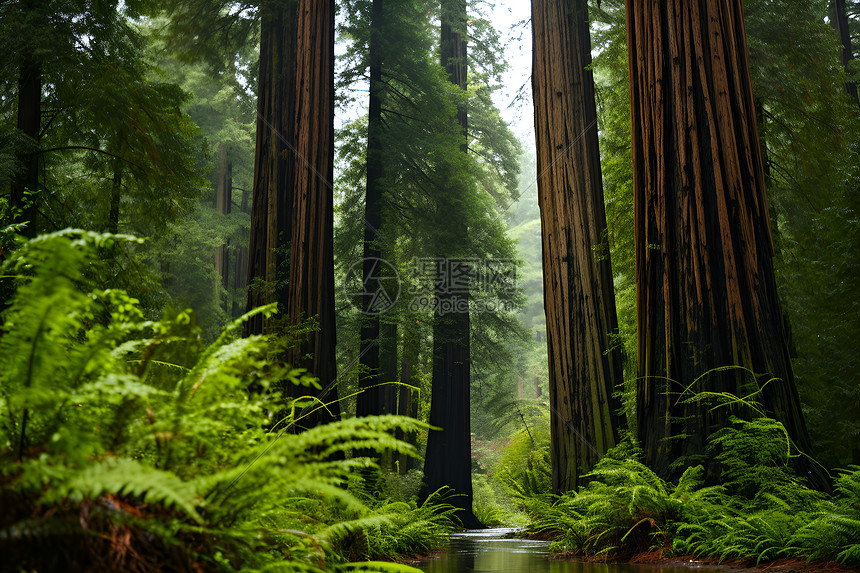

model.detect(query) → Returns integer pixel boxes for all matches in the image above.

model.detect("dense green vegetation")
[525,419,860,567]
[0,230,455,571]
[1,0,859,570]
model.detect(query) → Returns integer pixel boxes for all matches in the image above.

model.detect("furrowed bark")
[532,0,624,493]
[284,0,339,425]
[246,0,339,427]
[626,0,825,488]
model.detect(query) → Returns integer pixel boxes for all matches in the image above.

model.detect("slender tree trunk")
[422,0,482,529]
[833,0,859,106]
[532,0,624,493]
[10,55,42,238]
[233,186,249,318]
[246,0,339,427]
[357,0,386,421]
[108,156,122,235]
[397,329,419,474]
[626,0,825,488]
[215,142,232,303]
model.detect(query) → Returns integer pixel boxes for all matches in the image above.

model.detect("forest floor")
[627,551,856,573]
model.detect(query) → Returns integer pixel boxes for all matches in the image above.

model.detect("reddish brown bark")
[532,0,624,493]
[245,0,339,427]
[626,0,824,487]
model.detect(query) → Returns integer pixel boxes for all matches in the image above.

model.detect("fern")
[0,232,447,572]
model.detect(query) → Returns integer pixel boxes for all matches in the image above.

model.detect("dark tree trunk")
[397,328,419,474]
[10,55,42,238]
[422,0,482,529]
[246,2,296,335]
[108,156,122,235]
[233,186,249,318]
[245,0,339,427]
[532,0,624,493]
[379,321,398,415]
[626,0,825,488]
[357,0,386,421]
[833,0,859,106]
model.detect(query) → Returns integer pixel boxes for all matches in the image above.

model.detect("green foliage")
[528,421,860,566]
[0,231,448,572]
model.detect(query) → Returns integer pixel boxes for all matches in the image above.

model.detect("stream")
[417,528,733,573]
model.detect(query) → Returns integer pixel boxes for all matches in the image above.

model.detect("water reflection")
[417,528,730,573]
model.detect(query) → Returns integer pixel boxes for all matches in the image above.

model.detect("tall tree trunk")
[422,0,482,529]
[246,0,339,427]
[246,2,296,335]
[532,0,624,493]
[626,0,826,488]
[10,55,42,238]
[833,0,859,106]
[397,328,419,474]
[284,0,339,425]
[108,155,122,235]
[357,0,386,422]
[215,142,232,304]
[233,185,249,318]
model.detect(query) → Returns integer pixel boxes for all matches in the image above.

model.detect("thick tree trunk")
[532,0,624,493]
[357,0,386,421]
[246,0,339,427]
[284,0,339,425]
[626,0,825,488]
[422,0,482,529]
[246,2,296,335]
[10,56,42,238]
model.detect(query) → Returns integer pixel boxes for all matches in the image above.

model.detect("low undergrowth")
[525,421,860,567]
[0,230,455,572]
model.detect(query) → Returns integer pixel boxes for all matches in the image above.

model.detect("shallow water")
[417,528,730,573]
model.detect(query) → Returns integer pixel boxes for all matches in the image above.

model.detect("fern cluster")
[0,230,453,572]
[526,418,860,566]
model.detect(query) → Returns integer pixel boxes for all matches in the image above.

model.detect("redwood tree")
[532,0,624,493]
[421,0,482,528]
[626,0,824,486]
[246,0,339,427]
[356,0,389,421]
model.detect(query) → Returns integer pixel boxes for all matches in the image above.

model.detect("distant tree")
[356,0,395,425]
[532,0,624,493]
[420,0,483,529]
[626,0,826,487]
